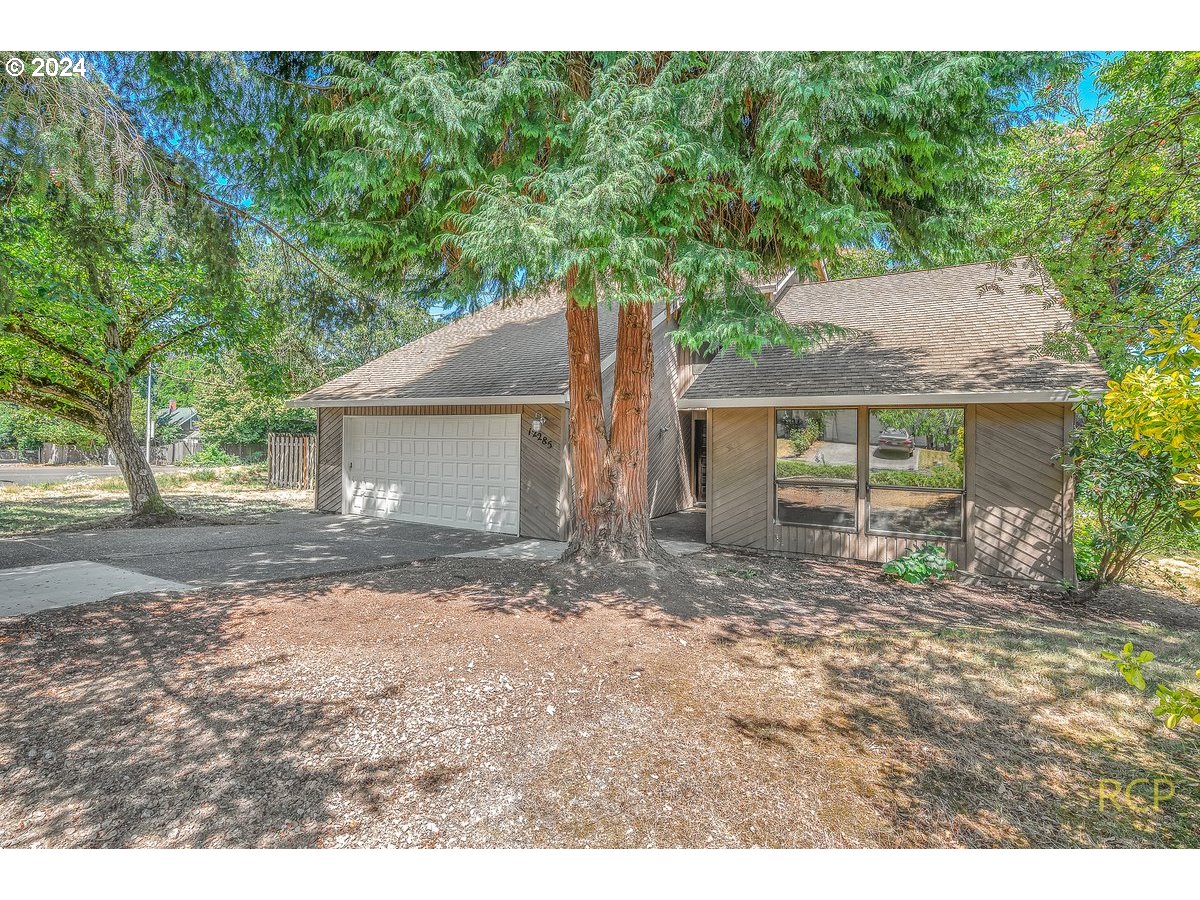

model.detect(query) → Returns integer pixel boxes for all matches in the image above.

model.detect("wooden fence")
[268,433,316,489]
[148,438,201,466]
[40,443,108,465]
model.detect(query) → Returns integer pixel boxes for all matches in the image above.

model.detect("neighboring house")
[156,404,200,438]
[292,258,1108,584]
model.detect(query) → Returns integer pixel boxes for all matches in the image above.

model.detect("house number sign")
[528,427,553,449]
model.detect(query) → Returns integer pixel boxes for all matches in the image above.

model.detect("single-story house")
[291,257,1108,585]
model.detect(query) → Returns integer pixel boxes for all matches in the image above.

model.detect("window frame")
[772,406,860,532]
[865,405,967,541]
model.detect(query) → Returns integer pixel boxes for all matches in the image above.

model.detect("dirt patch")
[2,552,1197,848]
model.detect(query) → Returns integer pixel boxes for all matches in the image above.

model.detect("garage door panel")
[344,414,520,535]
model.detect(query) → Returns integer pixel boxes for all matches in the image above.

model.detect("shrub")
[882,544,957,584]
[1073,513,1103,582]
[774,459,856,480]
[870,465,963,489]
[788,418,823,456]
[1064,402,1199,590]
[185,445,236,467]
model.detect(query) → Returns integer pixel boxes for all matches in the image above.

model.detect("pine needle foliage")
[138,51,1069,357]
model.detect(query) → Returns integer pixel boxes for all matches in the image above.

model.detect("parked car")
[877,427,915,457]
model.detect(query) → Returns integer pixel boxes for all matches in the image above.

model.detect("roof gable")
[293,291,620,406]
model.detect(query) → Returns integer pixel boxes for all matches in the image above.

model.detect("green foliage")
[958,53,1200,514]
[0,402,103,449]
[136,52,1070,361]
[1102,642,1200,730]
[775,459,856,481]
[882,544,957,584]
[1072,514,1104,583]
[184,445,236,467]
[1064,402,1200,586]
[0,194,236,426]
[870,466,964,489]
[788,419,823,456]
[1100,641,1155,691]
[194,358,315,445]
[950,427,965,471]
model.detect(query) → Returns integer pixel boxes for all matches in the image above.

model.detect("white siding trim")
[678,389,1102,409]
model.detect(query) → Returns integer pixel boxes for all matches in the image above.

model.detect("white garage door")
[343,415,521,535]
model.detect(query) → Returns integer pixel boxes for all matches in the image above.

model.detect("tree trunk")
[562,278,668,563]
[103,380,176,523]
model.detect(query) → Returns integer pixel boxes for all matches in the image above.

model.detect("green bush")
[1073,514,1103,581]
[185,445,236,467]
[870,465,963,489]
[788,418,824,456]
[882,544,957,583]
[775,459,856,480]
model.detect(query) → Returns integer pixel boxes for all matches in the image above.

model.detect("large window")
[774,408,858,529]
[867,407,965,538]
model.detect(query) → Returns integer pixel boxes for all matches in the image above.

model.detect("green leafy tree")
[1064,403,1199,589]
[0,193,248,518]
[0,64,262,519]
[194,357,315,445]
[0,402,105,450]
[966,53,1200,512]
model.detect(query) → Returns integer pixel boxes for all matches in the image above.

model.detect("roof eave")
[677,388,1105,409]
[288,393,570,409]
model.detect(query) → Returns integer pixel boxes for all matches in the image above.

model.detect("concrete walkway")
[0,507,712,617]
[447,509,709,561]
[0,561,193,617]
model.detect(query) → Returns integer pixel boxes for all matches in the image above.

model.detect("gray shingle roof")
[683,258,1109,402]
[292,291,620,405]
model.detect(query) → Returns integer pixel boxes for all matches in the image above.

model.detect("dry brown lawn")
[0,467,310,535]
[2,551,1198,848]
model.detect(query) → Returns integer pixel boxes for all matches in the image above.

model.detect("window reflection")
[775,409,857,528]
[867,408,965,538]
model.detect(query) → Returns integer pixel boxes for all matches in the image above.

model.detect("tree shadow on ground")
[0,585,400,847]
[4,550,1198,848]
[806,619,1200,847]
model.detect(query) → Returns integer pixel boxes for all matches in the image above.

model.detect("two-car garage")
[341,414,522,535]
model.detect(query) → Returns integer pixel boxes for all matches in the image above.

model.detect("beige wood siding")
[706,402,1073,584]
[708,406,771,548]
[315,407,343,513]
[312,403,569,540]
[970,403,1071,583]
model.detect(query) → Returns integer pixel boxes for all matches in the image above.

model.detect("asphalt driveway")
[0,510,518,602]
[0,464,176,486]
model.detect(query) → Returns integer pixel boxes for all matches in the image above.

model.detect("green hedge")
[775,460,856,480]
[775,458,963,489]
[870,465,963,489]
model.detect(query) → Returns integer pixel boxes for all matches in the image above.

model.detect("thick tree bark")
[102,380,176,523]
[562,273,668,563]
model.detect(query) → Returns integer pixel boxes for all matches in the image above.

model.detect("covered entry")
[342,414,521,534]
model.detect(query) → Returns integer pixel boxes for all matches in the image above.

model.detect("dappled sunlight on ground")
[2,551,1198,847]
[0,471,311,536]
